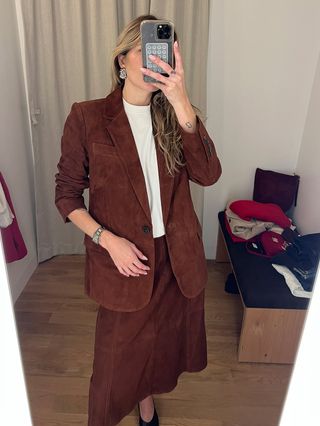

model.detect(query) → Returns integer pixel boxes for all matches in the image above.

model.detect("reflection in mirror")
[0,237,33,425]
[2,0,320,425]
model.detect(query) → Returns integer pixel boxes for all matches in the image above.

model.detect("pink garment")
[0,172,27,263]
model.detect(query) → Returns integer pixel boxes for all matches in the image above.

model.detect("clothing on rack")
[0,171,27,263]
[0,180,14,227]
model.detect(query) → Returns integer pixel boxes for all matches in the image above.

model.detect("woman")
[55,14,221,426]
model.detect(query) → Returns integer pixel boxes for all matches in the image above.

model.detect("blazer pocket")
[92,142,118,157]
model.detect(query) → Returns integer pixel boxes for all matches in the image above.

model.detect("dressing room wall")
[294,51,320,234]
[204,0,320,258]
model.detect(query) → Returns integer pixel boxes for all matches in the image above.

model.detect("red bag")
[246,231,288,258]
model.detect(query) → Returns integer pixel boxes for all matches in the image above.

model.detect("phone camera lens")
[157,24,171,39]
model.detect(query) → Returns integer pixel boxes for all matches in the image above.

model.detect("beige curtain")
[19,0,210,261]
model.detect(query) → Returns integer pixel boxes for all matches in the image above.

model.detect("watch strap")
[92,226,105,244]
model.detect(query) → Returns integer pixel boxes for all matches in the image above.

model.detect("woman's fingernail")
[149,54,155,59]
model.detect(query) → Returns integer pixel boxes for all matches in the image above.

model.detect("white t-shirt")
[123,97,165,237]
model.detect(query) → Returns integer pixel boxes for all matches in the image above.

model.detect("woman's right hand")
[99,231,151,277]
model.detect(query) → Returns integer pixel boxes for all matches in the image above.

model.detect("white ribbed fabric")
[123,97,165,237]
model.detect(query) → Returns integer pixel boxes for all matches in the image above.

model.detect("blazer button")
[142,225,151,233]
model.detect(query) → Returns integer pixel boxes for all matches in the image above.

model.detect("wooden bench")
[216,211,309,364]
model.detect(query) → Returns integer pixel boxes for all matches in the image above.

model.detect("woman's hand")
[140,41,189,107]
[99,232,150,277]
[140,41,197,133]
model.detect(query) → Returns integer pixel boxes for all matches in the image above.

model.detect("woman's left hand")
[140,41,190,108]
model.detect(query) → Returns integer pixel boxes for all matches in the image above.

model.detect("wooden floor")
[14,255,293,426]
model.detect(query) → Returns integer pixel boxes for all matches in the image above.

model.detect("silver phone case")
[140,20,174,83]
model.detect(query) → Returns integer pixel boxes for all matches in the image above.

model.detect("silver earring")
[119,68,127,79]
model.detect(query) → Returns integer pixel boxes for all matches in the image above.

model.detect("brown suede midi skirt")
[87,234,208,426]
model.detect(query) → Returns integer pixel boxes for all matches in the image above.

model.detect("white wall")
[204,0,320,258]
[0,0,37,302]
[294,50,320,234]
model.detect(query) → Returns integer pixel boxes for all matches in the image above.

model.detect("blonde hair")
[111,14,193,176]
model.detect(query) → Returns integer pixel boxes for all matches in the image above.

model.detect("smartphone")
[140,19,174,83]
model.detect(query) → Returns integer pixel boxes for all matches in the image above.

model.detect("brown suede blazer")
[55,86,221,312]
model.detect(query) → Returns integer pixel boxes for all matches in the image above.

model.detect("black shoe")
[138,399,159,426]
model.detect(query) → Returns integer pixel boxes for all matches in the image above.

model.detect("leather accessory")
[119,67,127,79]
[92,226,105,245]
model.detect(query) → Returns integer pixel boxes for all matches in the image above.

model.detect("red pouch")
[246,231,287,258]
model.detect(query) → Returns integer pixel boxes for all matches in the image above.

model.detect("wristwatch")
[92,226,106,245]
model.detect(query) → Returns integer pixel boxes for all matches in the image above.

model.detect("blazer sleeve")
[55,102,89,223]
[179,115,222,186]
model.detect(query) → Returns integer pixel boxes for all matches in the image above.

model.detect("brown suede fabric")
[55,85,222,311]
[87,235,207,426]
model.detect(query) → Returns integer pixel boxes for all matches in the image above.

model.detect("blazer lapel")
[103,86,174,228]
